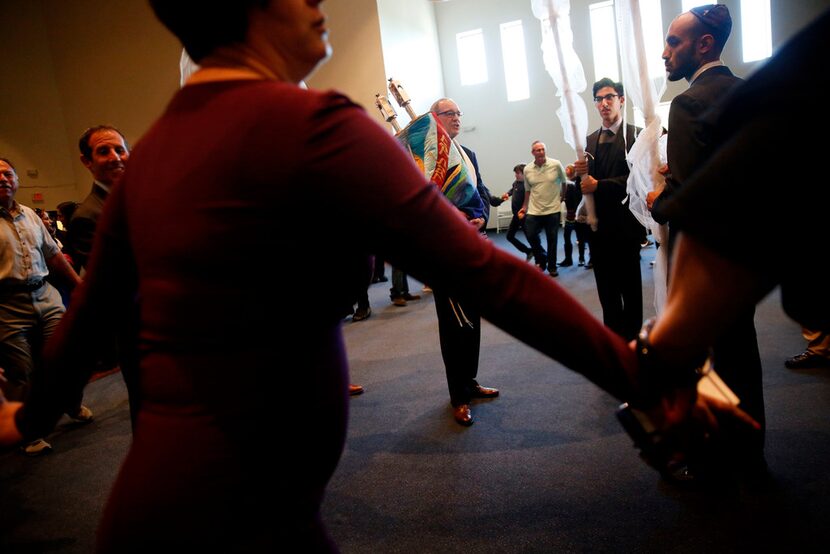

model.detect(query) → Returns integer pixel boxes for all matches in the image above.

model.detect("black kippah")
[689,4,732,44]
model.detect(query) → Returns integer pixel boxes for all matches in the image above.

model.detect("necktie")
[599,129,615,144]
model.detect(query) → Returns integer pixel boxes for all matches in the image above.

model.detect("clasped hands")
[623,358,761,477]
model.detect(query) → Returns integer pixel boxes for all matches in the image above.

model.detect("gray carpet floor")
[2,231,829,553]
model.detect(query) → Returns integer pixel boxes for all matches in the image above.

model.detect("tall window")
[500,20,530,101]
[589,1,619,82]
[456,29,488,85]
[741,0,772,62]
[590,0,664,82]
[639,0,666,79]
[681,0,711,11]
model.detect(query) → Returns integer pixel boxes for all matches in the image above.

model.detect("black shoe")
[585,261,593,269]
[401,293,421,301]
[371,275,388,283]
[578,258,585,266]
[559,259,573,267]
[352,306,371,321]
[785,351,830,369]
[549,270,559,277]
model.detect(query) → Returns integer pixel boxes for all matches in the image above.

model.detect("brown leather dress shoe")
[349,384,365,396]
[453,404,473,426]
[472,384,499,398]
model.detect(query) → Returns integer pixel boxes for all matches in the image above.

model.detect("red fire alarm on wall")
[32,192,44,203]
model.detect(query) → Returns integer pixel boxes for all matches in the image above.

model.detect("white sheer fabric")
[531,0,596,230]
[616,0,669,313]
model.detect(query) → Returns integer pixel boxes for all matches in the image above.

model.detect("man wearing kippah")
[651,4,766,478]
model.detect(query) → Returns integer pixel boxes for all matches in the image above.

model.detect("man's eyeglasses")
[594,93,620,104]
[436,110,463,118]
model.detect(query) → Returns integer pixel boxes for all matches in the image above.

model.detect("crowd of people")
[0,0,827,551]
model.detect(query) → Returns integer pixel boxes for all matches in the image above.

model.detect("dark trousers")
[712,308,766,454]
[592,239,643,341]
[506,215,531,255]
[524,212,560,272]
[389,267,410,299]
[665,240,765,457]
[356,287,370,310]
[433,289,481,406]
[372,256,385,280]
[562,220,588,262]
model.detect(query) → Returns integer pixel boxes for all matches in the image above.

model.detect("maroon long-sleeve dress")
[26,80,636,551]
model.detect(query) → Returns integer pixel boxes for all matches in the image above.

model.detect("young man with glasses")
[571,78,645,342]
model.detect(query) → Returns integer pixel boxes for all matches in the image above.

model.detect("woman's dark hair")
[149,0,270,62]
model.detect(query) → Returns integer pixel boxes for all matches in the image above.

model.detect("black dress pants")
[433,289,481,406]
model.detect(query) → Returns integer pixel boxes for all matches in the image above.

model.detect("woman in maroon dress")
[0,0,755,551]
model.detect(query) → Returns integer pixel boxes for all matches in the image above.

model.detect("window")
[456,29,488,85]
[741,0,772,62]
[639,0,666,79]
[681,0,711,11]
[589,1,619,82]
[590,0,664,82]
[500,20,530,101]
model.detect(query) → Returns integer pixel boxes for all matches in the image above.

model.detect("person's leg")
[712,309,766,459]
[543,213,560,274]
[0,291,42,401]
[785,328,830,368]
[618,246,644,341]
[433,290,474,408]
[592,246,624,336]
[35,284,89,416]
[561,221,574,265]
[353,286,371,321]
[523,215,547,270]
[575,222,588,264]
[372,255,387,282]
[506,215,532,257]
[390,267,404,300]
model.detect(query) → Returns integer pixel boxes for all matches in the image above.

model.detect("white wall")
[0,0,180,209]
[305,0,389,126]
[0,0,78,208]
[375,0,445,126]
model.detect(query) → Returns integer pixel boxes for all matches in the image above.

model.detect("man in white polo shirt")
[518,141,567,277]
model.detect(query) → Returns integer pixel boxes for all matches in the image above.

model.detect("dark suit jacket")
[585,123,643,245]
[461,145,494,223]
[658,8,830,331]
[66,183,108,272]
[653,66,742,224]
